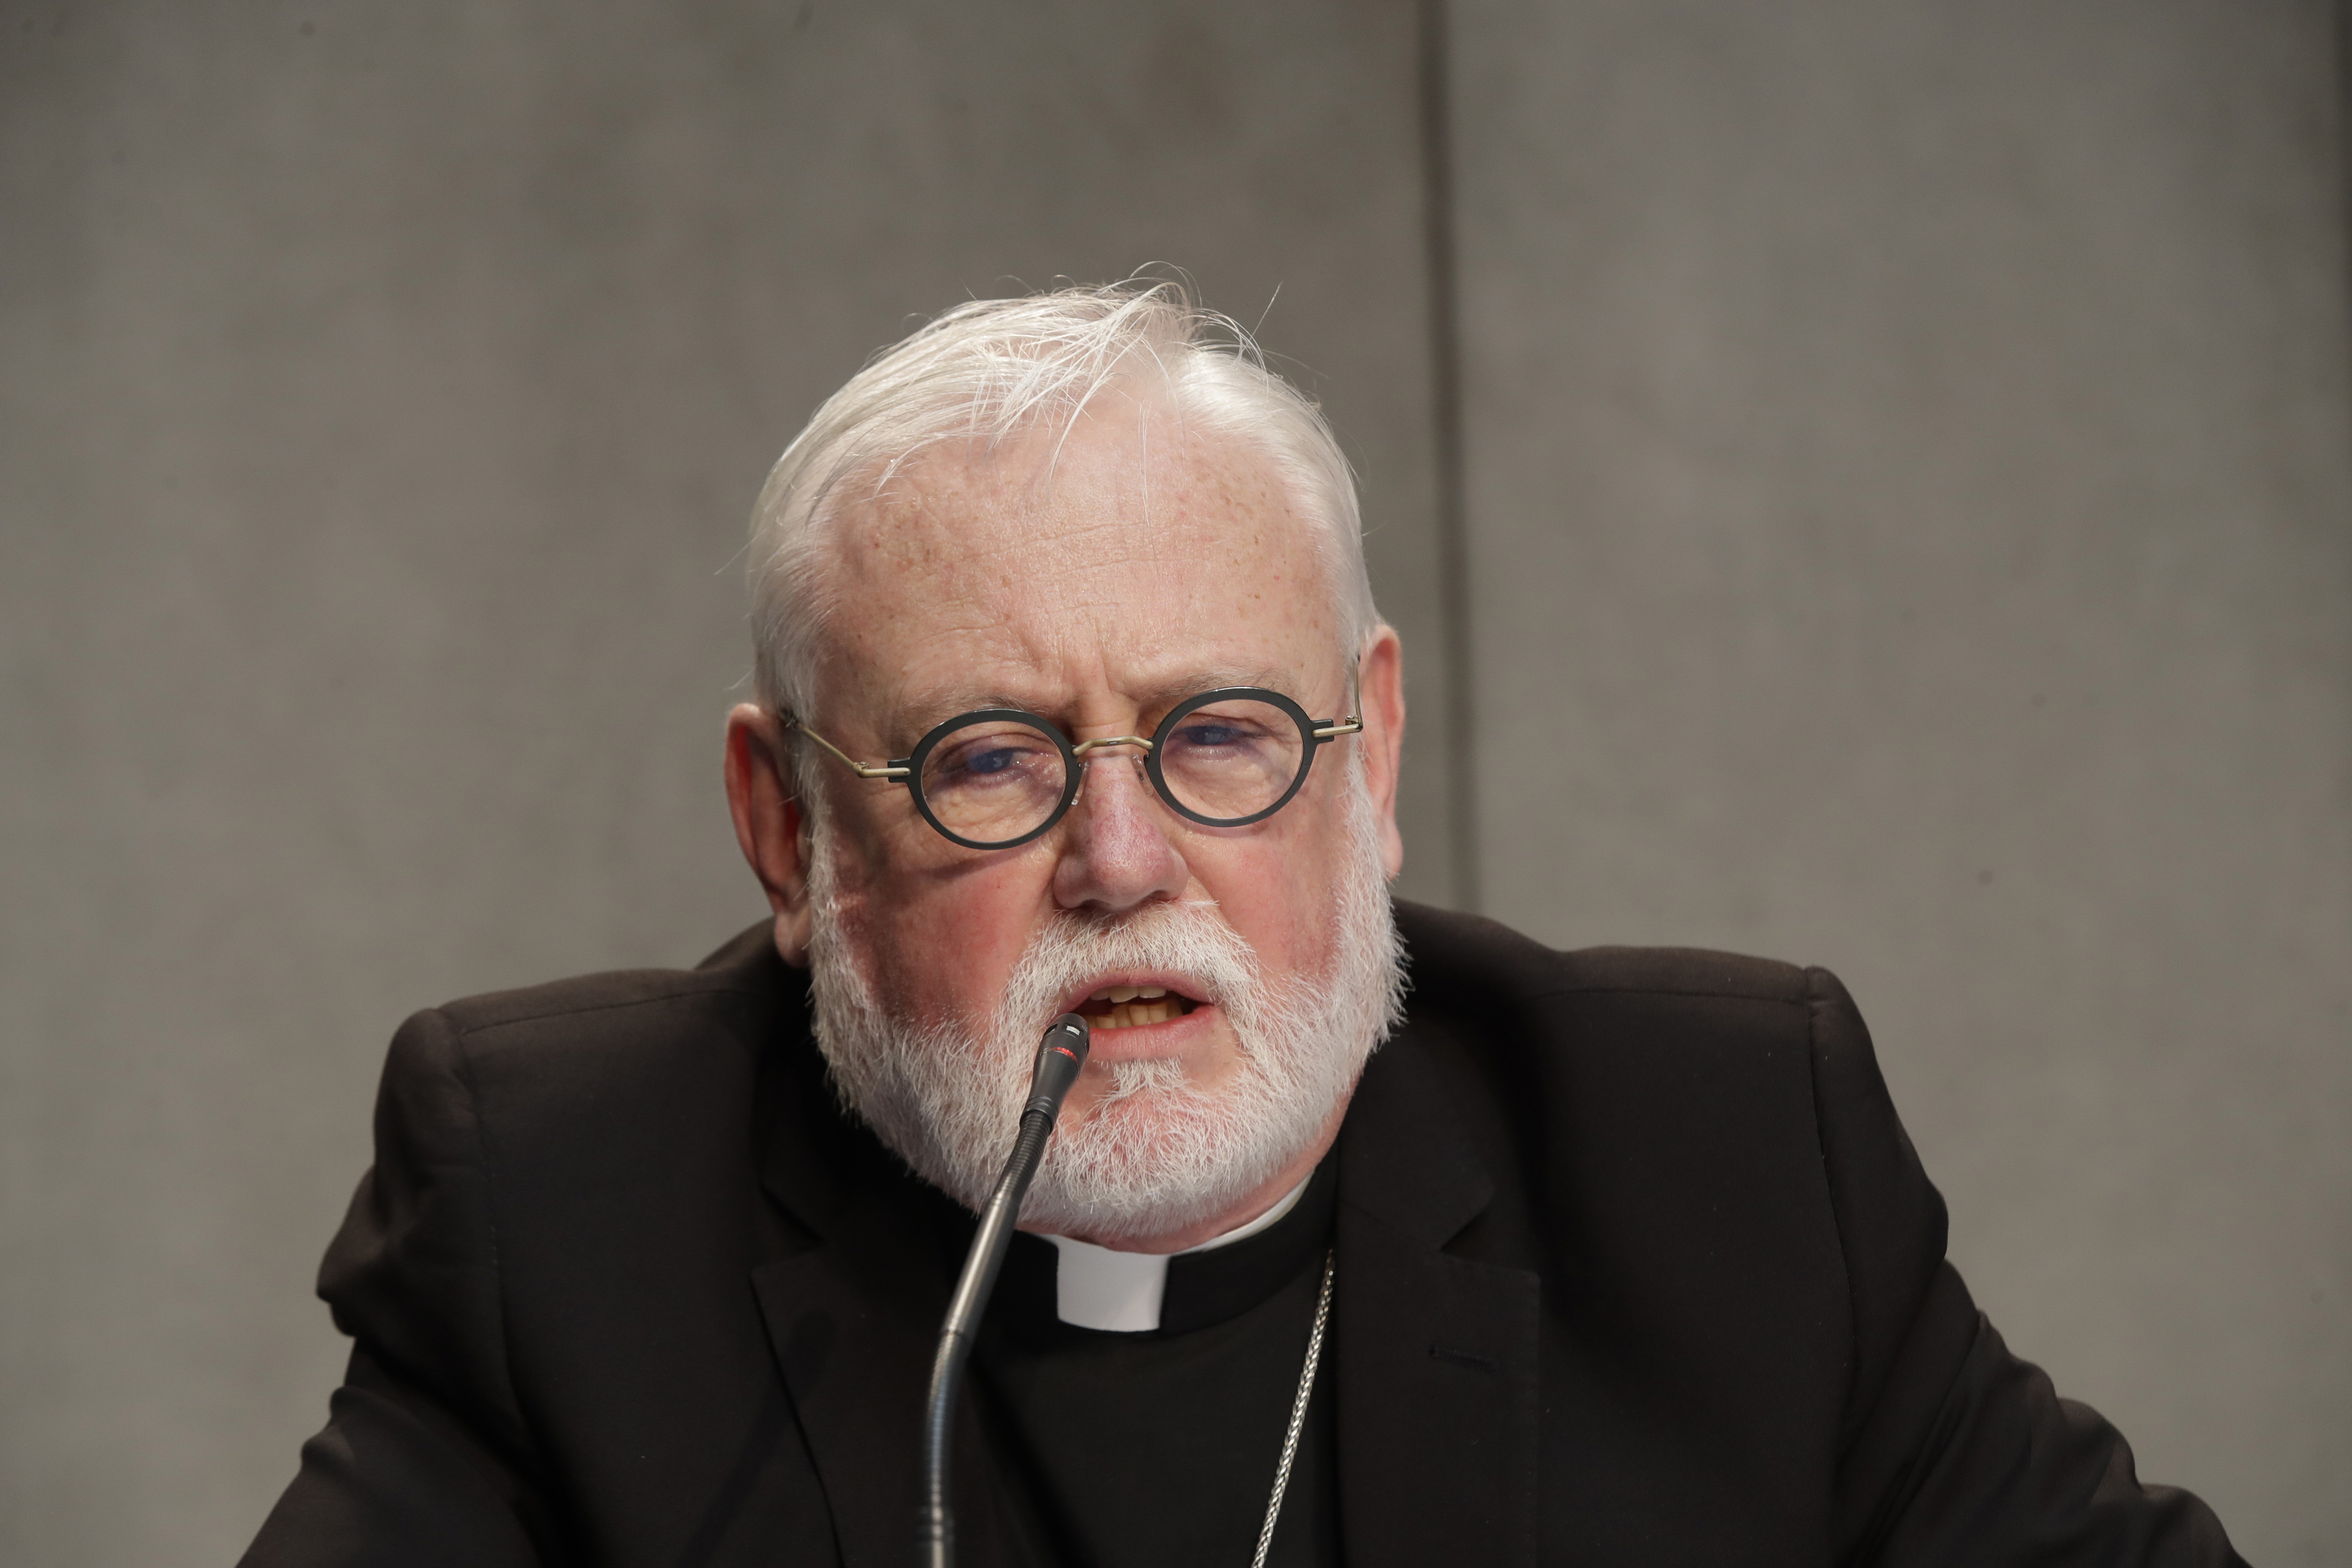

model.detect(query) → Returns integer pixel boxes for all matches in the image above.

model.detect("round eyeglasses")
[783,688,1364,851]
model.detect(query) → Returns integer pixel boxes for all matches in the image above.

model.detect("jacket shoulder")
[1393,899,1812,1010]
[378,923,803,1196]
[430,922,785,1040]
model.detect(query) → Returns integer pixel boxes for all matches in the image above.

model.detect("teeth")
[1087,983,1174,1005]
[1090,998,1180,1029]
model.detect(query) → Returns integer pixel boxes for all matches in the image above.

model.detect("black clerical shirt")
[972,1160,1343,1568]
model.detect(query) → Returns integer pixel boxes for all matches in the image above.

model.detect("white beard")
[804,764,1407,1243]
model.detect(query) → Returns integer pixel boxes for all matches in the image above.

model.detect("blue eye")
[1178,723,1251,749]
[964,747,1021,776]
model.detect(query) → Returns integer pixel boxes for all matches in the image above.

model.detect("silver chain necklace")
[1249,1250,1335,1568]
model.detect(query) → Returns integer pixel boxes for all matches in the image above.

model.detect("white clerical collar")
[1043,1176,1313,1333]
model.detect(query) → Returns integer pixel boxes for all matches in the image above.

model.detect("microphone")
[919,1013,1091,1568]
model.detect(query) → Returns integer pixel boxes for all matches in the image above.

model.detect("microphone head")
[1024,1014,1092,1123]
[1045,1013,1090,1059]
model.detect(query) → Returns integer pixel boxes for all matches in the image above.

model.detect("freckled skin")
[724,392,1408,1252]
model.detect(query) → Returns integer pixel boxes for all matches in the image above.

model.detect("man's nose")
[1048,748,1189,913]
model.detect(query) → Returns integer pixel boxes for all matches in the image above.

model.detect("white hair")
[746,278,1381,720]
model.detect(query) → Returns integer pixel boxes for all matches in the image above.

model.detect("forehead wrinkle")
[842,496,1212,616]
[840,413,1305,579]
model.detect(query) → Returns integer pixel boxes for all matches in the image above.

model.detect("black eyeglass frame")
[783,686,1365,851]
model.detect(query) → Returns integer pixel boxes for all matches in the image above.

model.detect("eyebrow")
[881,665,1308,744]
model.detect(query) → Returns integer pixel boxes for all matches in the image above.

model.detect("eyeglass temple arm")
[1314,658,1368,744]
[781,714,911,780]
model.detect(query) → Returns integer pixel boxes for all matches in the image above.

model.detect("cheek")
[1184,782,1357,980]
[855,844,1057,1024]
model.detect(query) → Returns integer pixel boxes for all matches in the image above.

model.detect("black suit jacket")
[244,903,2242,1567]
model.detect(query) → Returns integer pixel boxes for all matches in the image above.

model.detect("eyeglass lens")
[917,720,1070,846]
[916,696,1308,847]
[1155,695,1306,820]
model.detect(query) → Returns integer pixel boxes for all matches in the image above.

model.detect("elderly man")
[244,284,2242,1567]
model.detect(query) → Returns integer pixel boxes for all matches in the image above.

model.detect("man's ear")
[1356,625,1407,880]
[724,704,815,966]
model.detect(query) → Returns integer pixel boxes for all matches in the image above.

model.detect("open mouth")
[1074,983,1204,1031]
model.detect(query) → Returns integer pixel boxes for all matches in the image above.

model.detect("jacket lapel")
[1335,1032,1542,1568]
[746,1017,1018,1568]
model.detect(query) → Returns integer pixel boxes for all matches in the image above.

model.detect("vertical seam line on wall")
[2338,0,2352,420]
[1417,0,1481,913]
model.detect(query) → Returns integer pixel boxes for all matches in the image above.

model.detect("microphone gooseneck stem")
[919,1014,1090,1568]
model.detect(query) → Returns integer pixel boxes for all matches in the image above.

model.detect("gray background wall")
[0,2,2341,1564]
[1451,3,2352,1560]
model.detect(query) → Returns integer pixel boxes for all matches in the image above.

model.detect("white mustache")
[999,896,1256,1050]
